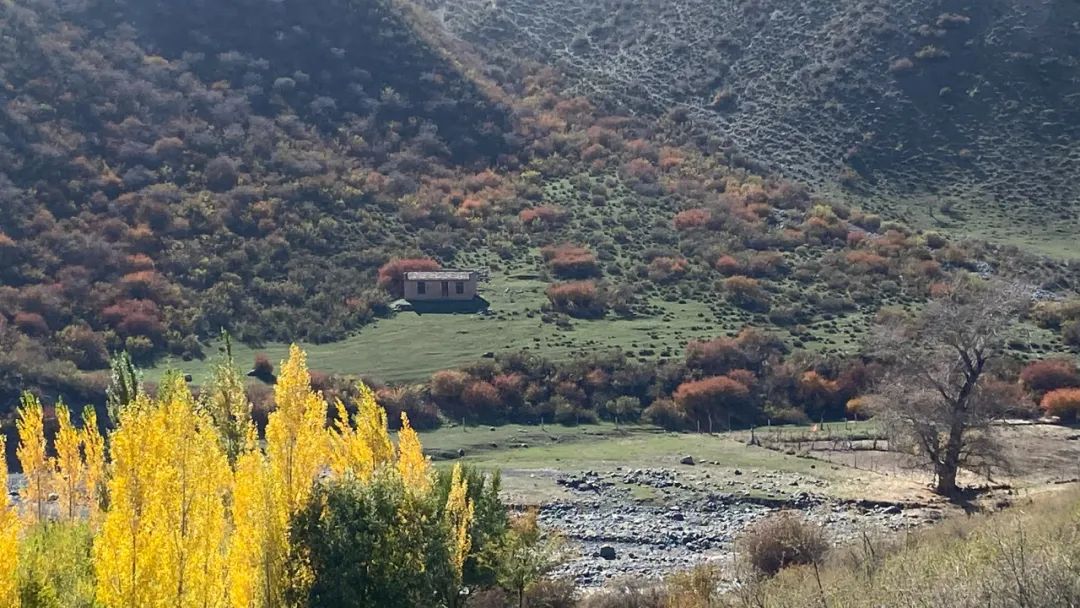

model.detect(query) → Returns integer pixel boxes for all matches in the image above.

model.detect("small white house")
[403,270,478,301]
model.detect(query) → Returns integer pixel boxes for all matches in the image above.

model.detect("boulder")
[680,455,695,465]
[599,545,617,560]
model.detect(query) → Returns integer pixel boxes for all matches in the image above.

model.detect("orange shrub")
[1020,359,1080,395]
[686,336,742,374]
[673,375,751,431]
[519,205,567,228]
[546,281,606,318]
[462,380,502,413]
[623,158,658,183]
[714,255,742,276]
[647,256,689,283]
[119,270,162,298]
[13,311,48,336]
[673,208,711,230]
[376,258,441,296]
[542,244,600,279]
[1041,388,1080,422]
[430,369,471,403]
[844,250,889,273]
[845,397,871,420]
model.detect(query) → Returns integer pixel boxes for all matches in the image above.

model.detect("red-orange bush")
[546,281,607,318]
[647,256,689,283]
[519,205,567,228]
[673,375,751,431]
[1021,359,1080,395]
[1041,388,1080,422]
[461,380,502,413]
[673,208,711,231]
[102,299,164,340]
[714,255,742,276]
[844,251,889,273]
[430,369,471,403]
[542,244,600,279]
[623,158,658,183]
[13,311,48,336]
[376,258,441,297]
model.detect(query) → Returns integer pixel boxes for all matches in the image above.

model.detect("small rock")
[599,545,617,560]
[734,469,742,475]
[680,455,695,465]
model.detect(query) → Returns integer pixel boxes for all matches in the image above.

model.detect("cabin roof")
[404,270,474,281]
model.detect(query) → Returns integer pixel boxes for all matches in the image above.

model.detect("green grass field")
[149,271,730,385]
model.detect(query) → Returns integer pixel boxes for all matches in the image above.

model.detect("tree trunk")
[935,421,965,496]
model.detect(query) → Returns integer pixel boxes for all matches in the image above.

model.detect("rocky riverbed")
[526,466,942,587]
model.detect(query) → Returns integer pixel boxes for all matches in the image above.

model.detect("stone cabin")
[403,270,478,301]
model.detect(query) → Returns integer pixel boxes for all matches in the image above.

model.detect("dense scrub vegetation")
[4,0,1078,419]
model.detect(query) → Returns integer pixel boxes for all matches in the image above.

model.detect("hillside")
[427,0,1080,256]
[1,0,1079,409]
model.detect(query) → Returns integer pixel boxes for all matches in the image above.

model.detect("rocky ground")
[518,463,943,587]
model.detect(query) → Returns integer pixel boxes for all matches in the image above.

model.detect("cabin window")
[417,281,426,295]
[456,281,465,294]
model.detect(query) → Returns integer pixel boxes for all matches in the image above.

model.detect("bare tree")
[869,277,1026,497]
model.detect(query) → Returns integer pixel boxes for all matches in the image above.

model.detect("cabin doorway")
[441,281,449,297]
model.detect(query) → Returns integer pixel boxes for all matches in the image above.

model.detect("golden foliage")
[16,392,52,524]
[396,412,431,494]
[94,375,231,608]
[0,435,19,608]
[4,346,456,608]
[265,344,328,515]
[81,406,106,520]
[54,403,84,520]
[328,382,394,481]
[228,430,286,608]
[445,463,474,589]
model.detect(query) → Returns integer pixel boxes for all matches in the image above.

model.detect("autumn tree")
[16,393,52,524]
[53,402,85,520]
[444,464,475,608]
[869,278,1025,496]
[94,373,231,608]
[0,435,19,607]
[496,509,565,608]
[673,375,752,432]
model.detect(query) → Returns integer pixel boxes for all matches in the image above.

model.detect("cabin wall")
[404,279,477,301]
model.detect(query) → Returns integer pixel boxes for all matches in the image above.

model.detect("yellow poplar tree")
[156,375,231,608]
[228,429,286,608]
[16,392,52,524]
[265,344,328,514]
[328,399,375,480]
[95,375,231,608]
[54,402,85,520]
[81,406,106,520]
[445,463,474,607]
[354,382,394,467]
[0,435,20,607]
[396,412,430,494]
[94,395,160,608]
[327,383,394,481]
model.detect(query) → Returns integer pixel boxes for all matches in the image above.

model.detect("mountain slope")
[427,0,1080,255]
